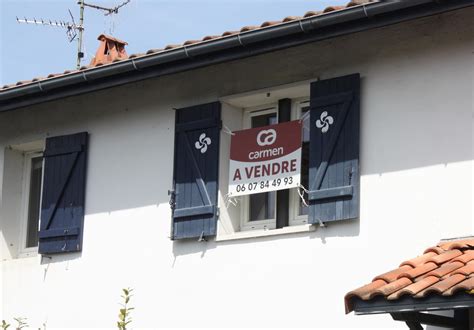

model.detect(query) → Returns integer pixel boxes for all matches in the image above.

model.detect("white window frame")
[289,98,310,226]
[240,104,278,231]
[18,150,44,257]
[239,99,311,231]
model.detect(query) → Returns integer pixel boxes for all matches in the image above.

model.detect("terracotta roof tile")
[438,239,474,251]
[345,279,387,301]
[423,246,445,254]
[397,262,437,280]
[400,251,438,268]
[425,261,465,278]
[452,261,474,276]
[372,277,413,297]
[452,250,474,264]
[1,1,373,91]
[387,276,439,300]
[345,238,474,314]
[443,276,474,296]
[415,274,466,298]
[373,264,413,282]
[304,10,323,18]
[429,249,463,265]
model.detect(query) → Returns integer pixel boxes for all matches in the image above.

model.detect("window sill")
[17,248,39,259]
[216,224,316,242]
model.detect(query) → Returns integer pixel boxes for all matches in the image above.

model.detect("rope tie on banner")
[299,110,310,123]
[222,124,235,136]
[224,192,239,208]
[297,184,309,207]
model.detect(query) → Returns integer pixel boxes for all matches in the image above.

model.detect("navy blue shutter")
[38,132,88,254]
[308,74,360,223]
[172,102,221,240]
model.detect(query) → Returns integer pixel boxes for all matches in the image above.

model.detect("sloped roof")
[0,1,369,91]
[345,238,474,314]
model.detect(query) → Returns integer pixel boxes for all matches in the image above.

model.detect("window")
[5,132,89,257]
[172,74,360,241]
[240,101,310,231]
[19,151,43,254]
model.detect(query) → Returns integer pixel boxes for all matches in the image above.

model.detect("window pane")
[249,111,277,221]
[300,106,310,215]
[26,156,43,248]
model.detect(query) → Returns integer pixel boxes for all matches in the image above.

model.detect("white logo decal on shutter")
[316,111,334,133]
[256,129,277,146]
[195,133,212,154]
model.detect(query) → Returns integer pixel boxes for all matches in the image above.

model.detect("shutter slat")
[173,205,215,218]
[172,102,221,240]
[175,117,220,132]
[43,144,83,157]
[308,186,353,201]
[38,227,80,239]
[39,132,88,254]
[308,74,360,224]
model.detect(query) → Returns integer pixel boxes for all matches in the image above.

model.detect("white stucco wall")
[0,8,473,329]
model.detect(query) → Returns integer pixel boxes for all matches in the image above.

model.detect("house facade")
[1,1,473,328]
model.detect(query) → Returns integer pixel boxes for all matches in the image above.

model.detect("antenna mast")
[16,0,131,69]
[77,0,85,69]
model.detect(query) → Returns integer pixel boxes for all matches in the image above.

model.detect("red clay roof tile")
[397,262,437,280]
[372,277,413,297]
[452,261,474,276]
[400,251,438,268]
[373,265,413,282]
[423,246,445,254]
[425,261,464,278]
[438,239,474,251]
[415,274,466,298]
[387,275,439,300]
[443,276,474,296]
[452,250,474,264]
[345,279,387,301]
[429,249,463,265]
[345,238,474,314]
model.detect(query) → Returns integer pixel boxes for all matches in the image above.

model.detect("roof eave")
[1,0,473,112]
[352,292,474,315]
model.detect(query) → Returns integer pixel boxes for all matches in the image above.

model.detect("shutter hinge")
[198,231,207,242]
[216,207,220,219]
[168,189,176,210]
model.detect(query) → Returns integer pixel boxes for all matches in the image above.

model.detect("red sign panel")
[228,120,302,196]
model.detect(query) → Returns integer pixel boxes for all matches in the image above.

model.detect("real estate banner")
[228,120,302,197]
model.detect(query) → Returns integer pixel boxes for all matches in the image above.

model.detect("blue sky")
[1,0,348,86]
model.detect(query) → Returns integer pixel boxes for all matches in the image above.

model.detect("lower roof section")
[345,238,474,315]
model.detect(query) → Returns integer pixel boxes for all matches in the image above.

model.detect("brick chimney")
[90,34,128,66]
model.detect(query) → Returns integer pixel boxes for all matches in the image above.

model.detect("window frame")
[18,150,44,257]
[240,104,279,231]
[289,98,310,226]
[239,99,311,231]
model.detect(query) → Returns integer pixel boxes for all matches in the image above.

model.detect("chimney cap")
[97,34,128,45]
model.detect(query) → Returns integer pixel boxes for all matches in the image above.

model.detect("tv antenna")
[16,0,132,69]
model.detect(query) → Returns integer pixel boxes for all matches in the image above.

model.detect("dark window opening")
[26,156,43,248]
